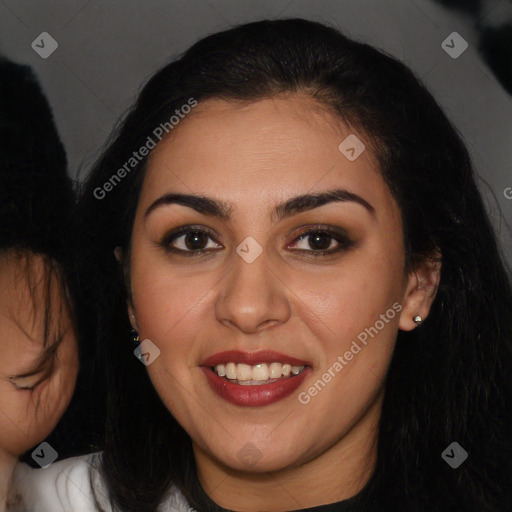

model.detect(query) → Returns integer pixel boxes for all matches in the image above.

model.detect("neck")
[194,391,383,512]
[0,450,17,512]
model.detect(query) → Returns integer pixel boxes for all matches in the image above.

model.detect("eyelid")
[159,224,222,248]
[287,225,354,252]
[9,375,46,391]
[288,223,351,240]
[14,383,37,391]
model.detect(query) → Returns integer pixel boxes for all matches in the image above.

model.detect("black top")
[288,494,357,512]
[201,476,367,512]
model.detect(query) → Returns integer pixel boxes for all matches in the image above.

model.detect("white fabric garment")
[9,452,193,512]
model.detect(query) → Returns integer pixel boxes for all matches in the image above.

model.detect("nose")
[215,246,291,334]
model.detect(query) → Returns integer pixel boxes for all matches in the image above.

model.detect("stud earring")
[413,315,423,325]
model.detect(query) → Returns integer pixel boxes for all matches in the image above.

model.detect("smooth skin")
[124,94,440,511]
[0,251,79,511]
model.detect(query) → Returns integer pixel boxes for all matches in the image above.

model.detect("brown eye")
[289,227,354,256]
[305,232,334,251]
[182,231,210,251]
[159,226,222,256]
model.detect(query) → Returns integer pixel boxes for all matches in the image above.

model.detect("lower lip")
[201,366,312,407]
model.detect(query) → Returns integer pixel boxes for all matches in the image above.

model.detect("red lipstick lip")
[200,350,311,367]
[201,365,312,407]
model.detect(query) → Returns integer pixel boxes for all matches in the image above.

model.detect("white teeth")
[269,362,283,379]
[252,363,269,380]
[213,362,305,382]
[225,362,237,380]
[237,364,253,381]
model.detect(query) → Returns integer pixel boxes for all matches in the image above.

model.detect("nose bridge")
[216,240,289,332]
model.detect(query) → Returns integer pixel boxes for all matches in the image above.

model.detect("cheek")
[0,390,47,455]
[298,253,403,343]
[294,249,403,413]
[130,261,214,412]
[0,347,80,455]
[131,257,218,349]
[0,360,78,456]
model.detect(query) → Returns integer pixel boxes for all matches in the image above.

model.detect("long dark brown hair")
[74,18,512,512]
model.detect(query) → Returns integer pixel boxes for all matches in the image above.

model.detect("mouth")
[200,350,312,406]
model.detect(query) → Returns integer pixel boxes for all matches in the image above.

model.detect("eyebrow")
[144,187,375,222]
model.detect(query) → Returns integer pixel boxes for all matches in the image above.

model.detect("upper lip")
[201,350,311,367]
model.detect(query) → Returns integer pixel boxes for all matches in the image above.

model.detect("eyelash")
[158,225,353,257]
[11,381,39,391]
[9,375,46,391]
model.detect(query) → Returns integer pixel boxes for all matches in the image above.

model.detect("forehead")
[140,95,395,218]
[0,252,63,347]
[0,251,42,308]
[0,254,46,369]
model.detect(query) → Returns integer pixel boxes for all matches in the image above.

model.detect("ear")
[114,246,139,331]
[127,302,139,332]
[113,246,123,262]
[399,251,441,331]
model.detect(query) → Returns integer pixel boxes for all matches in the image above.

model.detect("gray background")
[1,0,511,262]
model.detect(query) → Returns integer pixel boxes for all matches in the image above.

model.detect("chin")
[210,442,305,473]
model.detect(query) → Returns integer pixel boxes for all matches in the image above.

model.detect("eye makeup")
[155,223,356,258]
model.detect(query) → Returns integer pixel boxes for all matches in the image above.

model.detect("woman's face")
[0,252,79,457]
[128,95,430,474]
